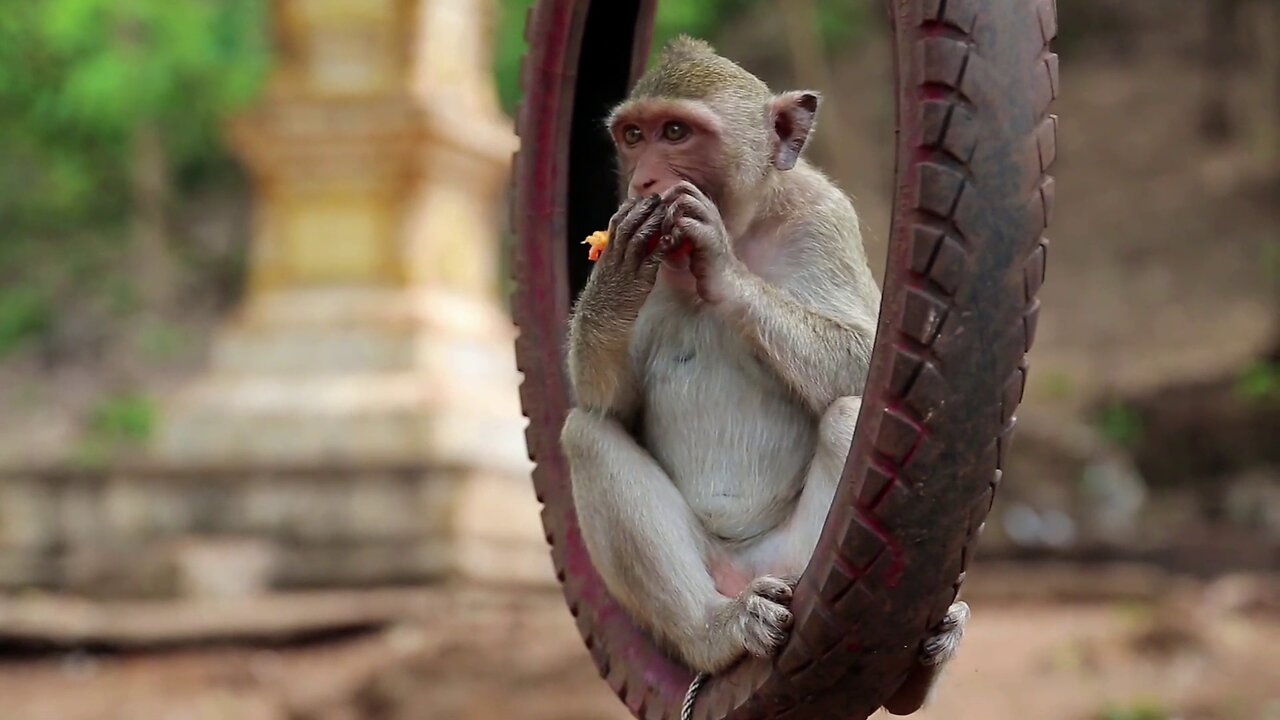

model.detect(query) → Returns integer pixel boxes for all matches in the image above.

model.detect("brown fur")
[631,36,771,104]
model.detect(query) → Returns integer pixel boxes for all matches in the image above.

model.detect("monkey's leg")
[744,396,967,713]
[561,408,794,674]
[747,395,863,572]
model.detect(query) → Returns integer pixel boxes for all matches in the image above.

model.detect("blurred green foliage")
[0,286,54,357]
[1096,401,1144,448]
[1037,370,1076,402]
[0,0,268,355]
[493,0,867,114]
[1096,700,1169,720]
[1,0,864,357]
[0,0,267,232]
[76,391,156,467]
[1235,360,1280,403]
[135,319,191,362]
[89,392,156,442]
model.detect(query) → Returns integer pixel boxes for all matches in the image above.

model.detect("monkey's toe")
[938,600,970,631]
[738,594,792,658]
[920,601,969,667]
[746,575,794,606]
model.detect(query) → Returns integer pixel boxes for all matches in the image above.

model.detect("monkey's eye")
[622,125,643,146]
[662,121,691,143]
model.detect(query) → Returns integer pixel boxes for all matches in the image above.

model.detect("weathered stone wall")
[0,464,550,598]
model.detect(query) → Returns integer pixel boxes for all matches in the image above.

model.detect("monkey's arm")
[662,181,876,412]
[566,195,669,418]
[566,301,643,418]
[720,265,876,414]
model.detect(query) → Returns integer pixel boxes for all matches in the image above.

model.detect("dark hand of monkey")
[584,195,675,320]
[566,195,677,415]
[660,181,745,305]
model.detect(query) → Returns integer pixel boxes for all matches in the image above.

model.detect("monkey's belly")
[643,353,816,543]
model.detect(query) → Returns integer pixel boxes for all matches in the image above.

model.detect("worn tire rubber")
[510,1,1059,718]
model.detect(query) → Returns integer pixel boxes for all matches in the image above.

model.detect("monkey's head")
[607,37,820,215]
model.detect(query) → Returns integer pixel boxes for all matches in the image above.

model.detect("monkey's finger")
[602,197,659,271]
[637,236,670,286]
[615,194,663,245]
[660,202,682,240]
[659,180,700,201]
[660,180,713,208]
[606,198,640,237]
[630,213,667,269]
[670,218,708,248]
[599,199,641,268]
[648,232,682,268]
[666,193,710,224]
[608,197,637,223]
[748,576,795,606]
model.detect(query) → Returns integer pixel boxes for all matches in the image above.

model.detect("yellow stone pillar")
[154,0,542,583]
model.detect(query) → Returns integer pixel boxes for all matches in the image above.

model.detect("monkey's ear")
[769,91,821,171]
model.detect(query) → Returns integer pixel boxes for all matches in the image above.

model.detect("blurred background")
[0,0,1277,719]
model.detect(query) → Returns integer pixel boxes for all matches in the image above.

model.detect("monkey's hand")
[660,182,745,305]
[567,195,673,415]
[580,194,672,318]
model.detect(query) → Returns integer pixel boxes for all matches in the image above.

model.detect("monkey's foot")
[920,601,969,667]
[719,575,795,659]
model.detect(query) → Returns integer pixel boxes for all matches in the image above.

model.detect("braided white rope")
[681,672,709,720]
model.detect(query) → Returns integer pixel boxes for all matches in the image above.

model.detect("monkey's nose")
[631,178,658,195]
[632,178,681,199]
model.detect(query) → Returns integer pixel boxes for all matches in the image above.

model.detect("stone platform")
[0,460,551,597]
[152,288,531,474]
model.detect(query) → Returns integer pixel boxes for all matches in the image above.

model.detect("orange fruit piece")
[583,230,610,262]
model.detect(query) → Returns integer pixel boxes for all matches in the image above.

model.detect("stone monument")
[152,0,545,587]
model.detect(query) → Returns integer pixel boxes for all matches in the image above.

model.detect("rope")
[682,672,708,720]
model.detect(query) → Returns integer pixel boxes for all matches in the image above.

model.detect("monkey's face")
[609,99,729,206]
[608,89,821,221]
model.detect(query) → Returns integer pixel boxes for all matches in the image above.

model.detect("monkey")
[559,37,968,714]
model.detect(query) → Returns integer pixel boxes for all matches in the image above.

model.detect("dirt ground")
[1,576,1277,720]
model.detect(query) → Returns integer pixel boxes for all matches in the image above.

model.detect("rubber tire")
[510,1,1059,718]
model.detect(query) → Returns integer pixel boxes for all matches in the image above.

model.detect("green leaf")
[1097,699,1169,720]
[88,392,156,443]
[1095,401,1144,447]
[1235,361,1280,402]
[0,285,53,357]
